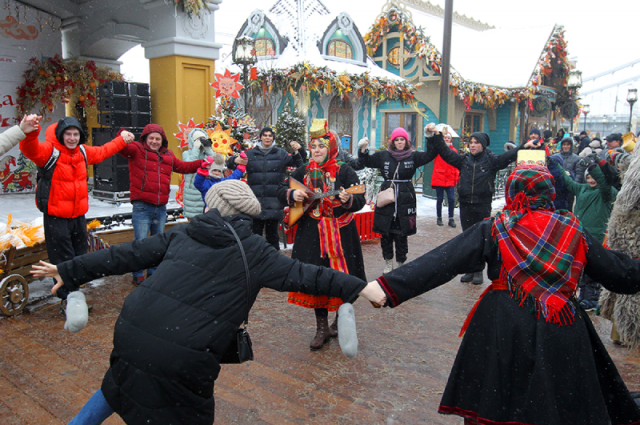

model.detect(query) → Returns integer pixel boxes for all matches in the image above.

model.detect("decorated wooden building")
[226,0,416,153]
[364,0,575,151]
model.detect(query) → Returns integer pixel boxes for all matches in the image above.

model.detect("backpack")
[35,145,87,214]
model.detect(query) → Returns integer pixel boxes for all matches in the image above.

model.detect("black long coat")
[378,220,640,424]
[56,211,366,425]
[277,164,367,281]
[227,147,304,221]
[358,149,437,236]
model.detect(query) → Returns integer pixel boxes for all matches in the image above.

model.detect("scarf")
[491,165,588,326]
[388,142,413,162]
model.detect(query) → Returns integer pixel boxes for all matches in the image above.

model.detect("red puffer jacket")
[431,144,460,188]
[119,130,201,206]
[20,122,126,218]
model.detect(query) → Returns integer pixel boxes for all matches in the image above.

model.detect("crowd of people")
[3,113,639,424]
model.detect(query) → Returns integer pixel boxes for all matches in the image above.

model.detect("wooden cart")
[0,242,48,316]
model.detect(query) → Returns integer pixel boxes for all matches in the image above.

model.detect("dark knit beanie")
[470,132,490,147]
[529,128,541,137]
[204,180,261,217]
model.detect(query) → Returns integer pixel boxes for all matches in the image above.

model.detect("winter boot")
[383,259,394,274]
[437,217,444,226]
[329,314,338,338]
[310,315,332,350]
[472,272,484,285]
[396,261,405,268]
[460,273,474,282]
[448,217,456,228]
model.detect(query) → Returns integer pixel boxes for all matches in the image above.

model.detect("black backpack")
[35,145,87,214]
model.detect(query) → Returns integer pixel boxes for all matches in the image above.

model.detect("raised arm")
[492,145,520,170]
[426,133,464,169]
[583,231,640,294]
[85,136,127,164]
[377,221,493,307]
[590,163,616,203]
[358,148,385,170]
[557,163,584,196]
[169,150,202,174]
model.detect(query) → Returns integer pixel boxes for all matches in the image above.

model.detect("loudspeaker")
[99,81,128,97]
[129,83,150,97]
[92,128,136,194]
[98,112,151,128]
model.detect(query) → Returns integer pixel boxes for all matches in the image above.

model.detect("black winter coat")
[277,164,367,280]
[228,147,304,220]
[358,148,437,236]
[378,220,640,424]
[56,211,366,425]
[430,134,519,205]
[578,135,592,154]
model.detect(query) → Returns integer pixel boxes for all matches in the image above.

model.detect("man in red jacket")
[431,132,460,228]
[19,117,134,300]
[118,123,202,285]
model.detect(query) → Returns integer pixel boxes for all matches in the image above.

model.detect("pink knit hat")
[390,128,411,147]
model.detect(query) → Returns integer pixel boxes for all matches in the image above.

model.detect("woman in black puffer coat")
[33,180,384,425]
[358,127,438,273]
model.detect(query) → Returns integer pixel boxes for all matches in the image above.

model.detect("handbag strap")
[224,222,251,327]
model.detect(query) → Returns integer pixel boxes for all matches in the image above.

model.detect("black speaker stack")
[92,81,151,203]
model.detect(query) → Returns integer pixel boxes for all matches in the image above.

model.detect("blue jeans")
[435,186,455,218]
[69,389,114,425]
[132,201,167,278]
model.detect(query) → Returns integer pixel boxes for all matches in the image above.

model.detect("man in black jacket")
[32,180,386,425]
[228,127,305,250]
[578,131,592,154]
[428,125,536,284]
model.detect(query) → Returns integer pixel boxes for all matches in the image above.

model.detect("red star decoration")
[174,118,204,149]
[210,69,244,99]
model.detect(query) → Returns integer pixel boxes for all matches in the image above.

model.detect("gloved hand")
[424,122,437,137]
[64,291,88,333]
[358,138,369,152]
[193,139,202,150]
[579,152,598,168]
[198,156,213,176]
[236,152,247,173]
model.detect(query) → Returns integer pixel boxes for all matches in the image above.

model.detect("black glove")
[579,153,598,168]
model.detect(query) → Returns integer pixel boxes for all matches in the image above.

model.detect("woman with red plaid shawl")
[373,164,640,424]
[277,119,366,351]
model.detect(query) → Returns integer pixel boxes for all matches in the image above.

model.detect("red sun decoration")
[174,118,204,149]
[210,69,244,99]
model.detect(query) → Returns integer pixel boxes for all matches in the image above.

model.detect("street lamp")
[232,36,257,112]
[627,88,637,132]
[582,104,590,132]
[567,70,583,134]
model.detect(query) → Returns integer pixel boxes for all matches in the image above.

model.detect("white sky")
[119,0,640,111]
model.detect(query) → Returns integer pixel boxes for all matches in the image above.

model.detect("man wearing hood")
[19,117,134,301]
[119,123,203,286]
[427,125,538,285]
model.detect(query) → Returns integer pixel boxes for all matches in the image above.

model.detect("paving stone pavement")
[0,215,638,424]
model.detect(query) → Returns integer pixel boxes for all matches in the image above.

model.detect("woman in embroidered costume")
[278,119,366,351]
[373,161,640,424]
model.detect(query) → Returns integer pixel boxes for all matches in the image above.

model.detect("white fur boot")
[383,259,393,274]
[64,291,89,333]
[338,303,357,358]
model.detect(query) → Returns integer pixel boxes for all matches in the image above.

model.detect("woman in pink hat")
[358,127,439,273]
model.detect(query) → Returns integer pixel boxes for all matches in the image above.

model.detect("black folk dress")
[377,220,640,425]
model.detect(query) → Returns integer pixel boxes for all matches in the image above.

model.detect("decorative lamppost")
[582,104,590,132]
[232,36,257,112]
[567,70,583,134]
[627,88,637,132]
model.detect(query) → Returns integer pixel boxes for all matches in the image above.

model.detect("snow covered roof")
[405,6,556,88]
[222,0,402,82]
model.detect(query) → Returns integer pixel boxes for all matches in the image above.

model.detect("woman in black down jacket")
[32,180,385,425]
[227,127,304,251]
[358,127,438,273]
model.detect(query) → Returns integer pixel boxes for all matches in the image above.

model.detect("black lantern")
[232,36,257,112]
[581,104,590,132]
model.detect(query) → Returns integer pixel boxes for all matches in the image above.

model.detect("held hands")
[523,139,540,149]
[197,156,213,177]
[358,138,369,153]
[359,280,387,306]
[424,122,438,136]
[31,260,64,295]
[19,114,42,134]
[290,141,301,153]
[237,152,247,173]
[235,155,248,166]
[338,187,351,204]
[120,131,135,144]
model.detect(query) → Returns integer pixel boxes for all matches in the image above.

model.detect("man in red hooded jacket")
[19,117,134,300]
[118,123,202,285]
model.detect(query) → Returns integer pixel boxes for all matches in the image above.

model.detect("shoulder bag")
[376,165,399,208]
[219,222,254,364]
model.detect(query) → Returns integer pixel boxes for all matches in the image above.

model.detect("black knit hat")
[529,128,541,137]
[259,127,274,138]
[470,132,490,147]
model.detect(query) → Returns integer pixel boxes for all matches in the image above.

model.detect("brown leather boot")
[329,314,338,338]
[310,315,331,350]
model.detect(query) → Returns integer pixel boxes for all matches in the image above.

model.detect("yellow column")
[149,55,216,183]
